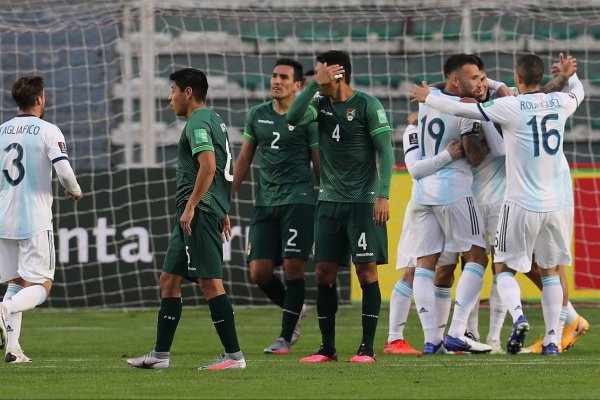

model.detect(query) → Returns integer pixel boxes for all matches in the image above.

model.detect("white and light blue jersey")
[476,88,580,212]
[412,89,481,205]
[561,155,573,207]
[0,115,69,239]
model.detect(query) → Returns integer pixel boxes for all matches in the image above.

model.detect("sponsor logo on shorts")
[284,248,301,253]
[356,252,373,257]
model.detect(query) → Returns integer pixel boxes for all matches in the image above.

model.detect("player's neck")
[517,84,541,94]
[18,107,41,117]
[329,85,355,102]
[273,96,293,115]
[186,101,206,118]
[442,85,461,96]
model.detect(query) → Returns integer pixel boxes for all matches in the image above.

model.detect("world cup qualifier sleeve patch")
[409,132,418,145]
[58,142,67,153]
[194,128,209,144]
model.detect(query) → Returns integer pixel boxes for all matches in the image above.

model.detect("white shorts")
[410,197,487,259]
[479,202,502,250]
[0,231,56,284]
[494,201,571,273]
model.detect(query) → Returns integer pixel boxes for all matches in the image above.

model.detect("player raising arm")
[411,53,583,355]
[288,50,394,363]
[0,76,83,363]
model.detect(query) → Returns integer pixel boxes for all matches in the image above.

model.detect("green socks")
[208,294,241,354]
[280,279,305,342]
[317,283,338,351]
[155,297,182,352]
[361,281,381,351]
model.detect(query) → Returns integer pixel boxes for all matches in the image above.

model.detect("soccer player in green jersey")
[232,58,319,354]
[287,50,394,363]
[127,68,245,370]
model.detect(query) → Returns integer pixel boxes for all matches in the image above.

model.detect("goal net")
[1,0,599,308]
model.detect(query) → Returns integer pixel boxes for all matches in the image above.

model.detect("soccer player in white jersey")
[0,76,83,363]
[410,53,492,354]
[384,114,462,355]
[411,53,583,355]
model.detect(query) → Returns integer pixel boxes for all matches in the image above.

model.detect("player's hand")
[315,63,345,86]
[180,206,195,236]
[552,52,577,78]
[446,139,464,160]
[496,85,517,98]
[409,81,430,103]
[373,197,389,226]
[222,214,232,243]
[65,190,83,201]
[406,112,418,125]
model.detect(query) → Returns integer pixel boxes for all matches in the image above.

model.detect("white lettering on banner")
[58,218,249,264]
[58,217,153,264]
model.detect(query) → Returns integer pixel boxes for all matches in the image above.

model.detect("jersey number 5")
[3,143,25,186]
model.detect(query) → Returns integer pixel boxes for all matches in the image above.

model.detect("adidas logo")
[418,307,428,314]
[454,301,462,307]
[548,329,556,335]
[6,325,12,333]
[515,305,522,310]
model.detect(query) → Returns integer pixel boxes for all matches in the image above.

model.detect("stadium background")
[1,0,599,308]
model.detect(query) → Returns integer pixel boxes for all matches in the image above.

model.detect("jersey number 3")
[3,143,25,186]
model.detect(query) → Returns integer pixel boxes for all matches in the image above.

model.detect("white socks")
[541,275,563,346]
[387,279,413,342]
[566,301,579,324]
[413,268,439,344]
[487,279,507,343]
[434,285,451,339]
[3,284,24,353]
[497,272,524,323]
[466,295,481,340]
[3,284,47,314]
[447,262,485,338]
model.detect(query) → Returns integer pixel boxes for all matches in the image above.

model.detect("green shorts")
[313,201,388,266]
[246,203,315,263]
[163,207,224,280]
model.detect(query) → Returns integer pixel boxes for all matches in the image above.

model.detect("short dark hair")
[516,54,545,86]
[316,50,352,83]
[169,68,208,101]
[443,54,482,78]
[12,75,44,110]
[274,58,304,83]
[472,54,485,71]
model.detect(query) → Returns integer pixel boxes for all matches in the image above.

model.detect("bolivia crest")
[346,108,356,121]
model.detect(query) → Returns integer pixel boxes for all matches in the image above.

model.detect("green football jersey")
[175,107,233,218]
[306,91,391,203]
[243,100,318,206]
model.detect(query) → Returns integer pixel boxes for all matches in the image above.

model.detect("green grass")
[2,305,598,399]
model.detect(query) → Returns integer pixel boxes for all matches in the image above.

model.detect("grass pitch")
[1,305,598,399]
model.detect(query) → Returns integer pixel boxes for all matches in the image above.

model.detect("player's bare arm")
[462,134,489,167]
[231,140,257,196]
[181,150,216,236]
[373,197,389,226]
[544,52,577,93]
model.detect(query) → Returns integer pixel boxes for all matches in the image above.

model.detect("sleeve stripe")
[52,156,68,164]
[404,145,419,155]
[192,144,214,154]
[309,142,319,149]
[370,126,391,137]
[243,132,257,142]
[308,104,318,121]
[476,103,490,121]
[461,131,480,137]
[568,91,580,107]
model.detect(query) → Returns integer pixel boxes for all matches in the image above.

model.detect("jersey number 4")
[2,143,25,186]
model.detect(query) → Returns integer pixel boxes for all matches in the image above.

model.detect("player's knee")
[315,266,337,285]
[283,259,305,280]
[402,267,416,285]
[249,267,272,285]
[159,273,182,297]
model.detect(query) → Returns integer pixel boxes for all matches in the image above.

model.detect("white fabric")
[425,74,584,212]
[494,201,572,272]
[53,159,82,196]
[3,284,47,314]
[409,197,487,258]
[412,89,480,206]
[403,124,453,180]
[0,115,79,239]
[497,272,524,323]
[0,230,55,284]
[478,203,502,250]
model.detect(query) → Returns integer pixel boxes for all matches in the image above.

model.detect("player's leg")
[3,279,27,362]
[194,211,244,370]
[0,238,21,356]
[127,222,186,369]
[433,260,456,341]
[486,252,507,354]
[275,204,314,349]
[385,267,421,355]
[494,201,539,354]
[247,206,284,308]
[560,267,589,350]
[409,203,445,354]
[300,202,345,363]
[1,232,54,359]
[438,198,491,353]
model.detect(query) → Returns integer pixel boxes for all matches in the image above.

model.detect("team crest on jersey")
[409,132,418,145]
[58,142,67,154]
[346,108,355,121]
[482,100,494,107]
[288,124,295,131]
[377,109,388,124]
[194,128,208,143]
